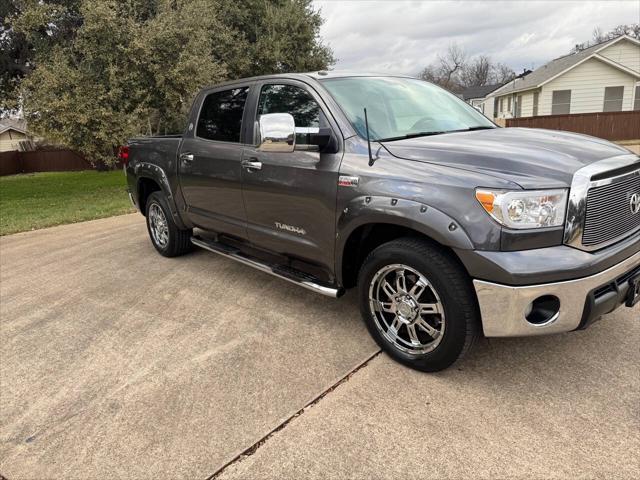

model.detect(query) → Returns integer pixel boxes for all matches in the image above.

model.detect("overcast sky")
[313,0,640,76]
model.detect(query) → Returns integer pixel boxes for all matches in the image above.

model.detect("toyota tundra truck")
[123,72,640,372]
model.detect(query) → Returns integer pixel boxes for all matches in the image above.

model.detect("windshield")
[321,76,495,141]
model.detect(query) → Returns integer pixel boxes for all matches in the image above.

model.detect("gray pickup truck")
[124,72,640,371]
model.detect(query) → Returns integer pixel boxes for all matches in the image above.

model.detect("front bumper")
[474,250,640,337]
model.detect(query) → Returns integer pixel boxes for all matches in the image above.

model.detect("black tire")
[145,191,192,257]
[357,237,479,372]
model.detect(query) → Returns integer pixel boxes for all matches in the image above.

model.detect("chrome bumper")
[474,250,640,337]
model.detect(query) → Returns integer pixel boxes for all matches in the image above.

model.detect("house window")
[634,85,640,110]
[493,98,499,117]
[603,86,624,112]
[515,95,522,118]
[499,98,504,112]
[551,90,571,115]
[533,91,539,116]
[507,96,512,112]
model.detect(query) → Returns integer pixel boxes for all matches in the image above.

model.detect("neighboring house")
[0,119,30,152]
[483,35,640,119]
[459,84,503,114]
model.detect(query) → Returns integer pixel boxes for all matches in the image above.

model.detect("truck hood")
[381,127,631,189]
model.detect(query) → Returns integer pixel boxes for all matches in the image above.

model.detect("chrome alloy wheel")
[368,264,445,355]
[148,203,169,248]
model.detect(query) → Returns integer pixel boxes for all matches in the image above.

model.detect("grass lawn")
[0,170,135,235]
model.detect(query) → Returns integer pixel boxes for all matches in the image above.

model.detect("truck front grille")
[582,170,640,247]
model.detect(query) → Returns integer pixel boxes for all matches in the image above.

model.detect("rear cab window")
[196,87,250,142]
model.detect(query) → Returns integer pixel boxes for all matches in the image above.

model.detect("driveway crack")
[205,349,382,480]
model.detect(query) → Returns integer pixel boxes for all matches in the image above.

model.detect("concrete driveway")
[1,214,638,479]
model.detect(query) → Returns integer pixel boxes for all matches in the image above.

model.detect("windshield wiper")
[377,126,496,142]
[463,126,495,131]
[376,131,447,142]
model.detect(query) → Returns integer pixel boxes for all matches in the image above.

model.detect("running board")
[191,236,344,298]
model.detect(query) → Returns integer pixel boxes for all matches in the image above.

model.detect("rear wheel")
[358,237,479,372]
[145,191,192,257]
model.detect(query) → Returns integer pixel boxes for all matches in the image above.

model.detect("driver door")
[241,80,343,278]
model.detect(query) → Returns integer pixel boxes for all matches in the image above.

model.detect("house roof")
[490,35,640,97]
[459,84,503,100]
[0,118,28,135]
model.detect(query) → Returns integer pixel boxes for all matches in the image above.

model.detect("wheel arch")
[336,197,475,288]
[135,162,187,229]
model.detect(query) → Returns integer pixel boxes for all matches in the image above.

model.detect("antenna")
[364,108,375,166]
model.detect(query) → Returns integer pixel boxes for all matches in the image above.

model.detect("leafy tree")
[215,0,335,78]
[11,0,334,165]
[1,0,83,112]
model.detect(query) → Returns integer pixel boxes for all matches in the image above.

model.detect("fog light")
[525,295,560,325]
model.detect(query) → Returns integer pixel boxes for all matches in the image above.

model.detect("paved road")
[1,214,638,479]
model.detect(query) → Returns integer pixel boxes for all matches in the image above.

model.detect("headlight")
[475,189,568,229]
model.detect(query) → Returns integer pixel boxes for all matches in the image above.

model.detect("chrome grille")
[582,170,640,247]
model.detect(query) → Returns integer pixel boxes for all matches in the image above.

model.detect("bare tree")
[571,23,639,53]
[420,43,516,92]
[461,55,492,87]
[419,43,467,92]
[492,63,516,84]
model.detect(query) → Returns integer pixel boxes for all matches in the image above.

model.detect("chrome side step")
[191,236,344,298]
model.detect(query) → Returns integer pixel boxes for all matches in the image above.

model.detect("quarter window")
[603,86,624,112]
[551,90,571,115]
[197,87,249,142]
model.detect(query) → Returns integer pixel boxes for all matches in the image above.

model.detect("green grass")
[0,170,135,235]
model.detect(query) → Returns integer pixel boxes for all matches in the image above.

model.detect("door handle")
[242,158,262,171]
[180,152,194,163]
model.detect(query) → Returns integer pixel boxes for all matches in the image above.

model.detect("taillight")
[118,145,130,165]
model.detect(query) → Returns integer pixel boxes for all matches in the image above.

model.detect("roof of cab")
[202,71,415,90]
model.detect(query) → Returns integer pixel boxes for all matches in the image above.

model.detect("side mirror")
[258,113,295,153]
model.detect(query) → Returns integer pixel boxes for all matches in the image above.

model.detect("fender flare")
[135,162,188,230]
[335,195,474,283]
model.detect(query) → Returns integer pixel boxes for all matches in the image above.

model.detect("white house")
[483,35,640,119]
[0,119,29,152]
[459,84,503,114]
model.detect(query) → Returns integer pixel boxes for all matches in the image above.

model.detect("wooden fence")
[0,149,93,176]
[505,111,640,141]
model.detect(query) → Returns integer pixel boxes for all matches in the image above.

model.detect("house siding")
[0,130,27,152]
[599,39,640,73]
[539,57,637,115]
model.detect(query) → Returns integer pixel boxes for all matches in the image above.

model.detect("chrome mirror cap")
[258,113,295,153]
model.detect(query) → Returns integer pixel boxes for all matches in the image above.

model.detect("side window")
[551,90,571,115]
[257,84,324,144]
[603,86,624,112]
[197,87,249,142]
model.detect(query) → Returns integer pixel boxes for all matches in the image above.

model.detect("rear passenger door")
[241,80,343,278]
[179,84,252,239]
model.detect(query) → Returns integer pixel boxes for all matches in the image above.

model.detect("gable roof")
[459,84,503,100]
[490,35,640,97]
[0,118,28,135]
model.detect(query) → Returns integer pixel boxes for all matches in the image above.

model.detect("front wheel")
[358,237,479,372]
[145,191,192,257]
